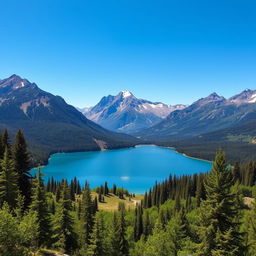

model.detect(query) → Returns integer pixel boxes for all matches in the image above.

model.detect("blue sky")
[0,0,255,107]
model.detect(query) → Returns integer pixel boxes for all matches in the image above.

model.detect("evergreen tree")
[104,181,109,195]
[52,180,77,253]
[233,162,240,183]
[166,208,189,256]
[110,211,121,255]
[0,147,18,208]
[117,202,129,256]
[70,179,75,201]
[87,212,105,256]
[245,200,256,255]
[56,185,61,202]
[13,130,32,207]
[113,184,117,195]
[0,133,4,160]
[174,194,181,212]
[196,151,244,256]
[1,129,11,153]
[80,183,94,248]
[30,169,51,247]
[195,174,204,207]
[143,210,151,238]
[134,204,143,242]
[144,219,170,256]
[0,202,39,256]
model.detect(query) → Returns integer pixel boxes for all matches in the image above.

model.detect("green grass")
[91,192,144,211]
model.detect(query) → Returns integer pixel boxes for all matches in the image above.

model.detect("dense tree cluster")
[0,129,31,209]
[1,128,256,255]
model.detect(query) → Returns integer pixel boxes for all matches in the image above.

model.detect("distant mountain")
[0,75,140,163]
[137,90,256,140]
[79,91,186,133]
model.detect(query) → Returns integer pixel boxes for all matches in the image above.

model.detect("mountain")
[229,89,256,104]
[0,75,140,163]
[137,90,256,140]
[80,91,186,133]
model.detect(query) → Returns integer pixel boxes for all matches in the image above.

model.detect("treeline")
[131,152,256,255]
[0,129,31,209]
[141,159,256,209]
[1,128,256,255]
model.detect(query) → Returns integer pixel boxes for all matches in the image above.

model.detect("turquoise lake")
[36,145,212,194]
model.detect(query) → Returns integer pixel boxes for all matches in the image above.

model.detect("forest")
[0,129,256,255]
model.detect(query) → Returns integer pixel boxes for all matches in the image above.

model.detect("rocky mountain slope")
[0,75,140,163]
[137,90,256,140]
[80,91,186,133]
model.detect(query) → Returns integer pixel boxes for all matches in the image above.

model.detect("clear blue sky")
[0,0,255,107]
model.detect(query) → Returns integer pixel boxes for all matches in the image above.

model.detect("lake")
[36,145,212,194]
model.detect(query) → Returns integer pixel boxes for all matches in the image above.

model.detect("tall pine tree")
[80,183,94,249]
[87,212,105,256]
[30,169,52,247]
[196,151,244,256]
[0,147,18,209]
[52,180,77,253]
[13,130,32,207]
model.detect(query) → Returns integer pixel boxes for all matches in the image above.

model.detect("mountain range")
[134,89,256,161]
[0,75,139,163]
[1,74,255,163]
[137,90,256,140]
[79,91,186,133]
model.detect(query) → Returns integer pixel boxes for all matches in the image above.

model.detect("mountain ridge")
[136,89,256,140]
[0,75,140,163]
[79,90,186,133]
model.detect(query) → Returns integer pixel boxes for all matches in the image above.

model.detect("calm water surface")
[36,145,212,193]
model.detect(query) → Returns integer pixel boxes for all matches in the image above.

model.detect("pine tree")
[80,183,94,248]
[30,169,52,246]
[233,162,240,183]
[195,174,204,207]
[0,147,18,208]
[134,204,143,242]
[0,133,4,160]
[93,196,98,213]
[196,151,244,256]
[174,194,181,212]
[144,219,170,256]
[117,202,129,256]
[166,208,189,256]
[245,200,256,255]
[110,211,120,255]
[1,129,11,153]
[77,200,82,220]
[87,212,105,256]
[52,180,77,253]
[70,179,75,201]
[113,184,117,195]
[13,130,32,208]
[143,210,151,238]
[104,181,109,195]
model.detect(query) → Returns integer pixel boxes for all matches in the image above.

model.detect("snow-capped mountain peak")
[228,89,256,104]
[121,90,133,98]
[79,91,186,133]
[0,74,31,91]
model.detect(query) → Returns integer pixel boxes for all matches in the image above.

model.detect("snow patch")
[249,93,256,103]
[121,90,132,98]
